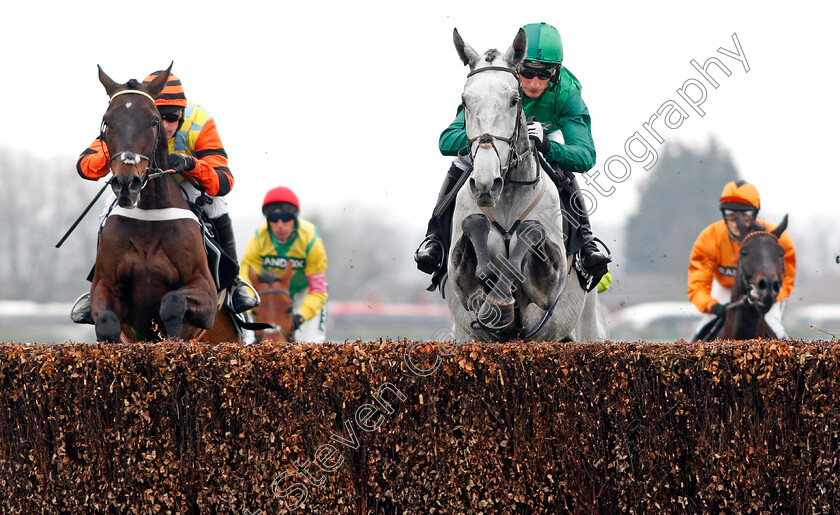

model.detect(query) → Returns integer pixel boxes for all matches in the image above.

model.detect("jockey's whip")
[55,180,111,248]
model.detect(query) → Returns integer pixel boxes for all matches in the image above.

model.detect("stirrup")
[414,235,444,275]
[70,292,94,325]
[574,238,612,292]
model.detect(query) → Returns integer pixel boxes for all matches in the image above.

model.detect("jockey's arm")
[543,88,596,173]
[778,231,796,302]
[439,105,469,157]
[299,238,328,321]
[76,137,111,180]
[183,118,234,197]
[687,228,720,313]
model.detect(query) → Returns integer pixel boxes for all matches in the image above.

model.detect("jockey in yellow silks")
[239,186,328,343]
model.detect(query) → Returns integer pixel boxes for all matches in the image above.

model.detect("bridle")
[254,286,294,342]
[462,65,533,180]
[100,89,170,190]
[734,230,783,309]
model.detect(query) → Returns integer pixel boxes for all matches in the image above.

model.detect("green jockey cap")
[522,22,563,65]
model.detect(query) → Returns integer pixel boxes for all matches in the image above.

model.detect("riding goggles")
[722,208,757,220]
[159,110,183,123]
[267,212,297,223]
[518,65,557,80]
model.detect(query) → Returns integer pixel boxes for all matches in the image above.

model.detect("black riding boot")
[566,175,611,289]
[414,163,465,275]
[212,214,258,314]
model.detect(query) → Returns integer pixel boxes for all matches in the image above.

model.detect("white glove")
[527,121,551,153]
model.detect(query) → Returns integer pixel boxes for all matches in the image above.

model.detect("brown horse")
[718,214,789,340]
[90,64,236,343]
[247,264,294,343]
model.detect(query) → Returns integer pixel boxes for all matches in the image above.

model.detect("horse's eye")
[510,95,519,107]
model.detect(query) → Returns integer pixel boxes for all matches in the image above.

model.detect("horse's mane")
[126,78,141,90]
[483,49,502,63]
[257,269,281,285]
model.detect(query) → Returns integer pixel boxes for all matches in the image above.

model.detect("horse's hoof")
[478,294,514,329]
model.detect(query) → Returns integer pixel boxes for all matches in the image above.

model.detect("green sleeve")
[544,87,596,172]
[439,105,469,157]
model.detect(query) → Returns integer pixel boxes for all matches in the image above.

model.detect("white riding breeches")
[293,293,327,344]
[692,280,787,339]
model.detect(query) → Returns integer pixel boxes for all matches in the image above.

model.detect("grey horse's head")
[454,28,527,207]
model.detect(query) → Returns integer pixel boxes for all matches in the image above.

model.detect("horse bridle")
[100,89,170,190]
[462,65,532,178]
[734,230,784,309]
[254,286,294,341]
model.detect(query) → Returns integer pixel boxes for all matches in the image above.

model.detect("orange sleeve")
[191,118,233,196]
[687,224,720,314]
[777,230,796,302]
[76,137,111,180]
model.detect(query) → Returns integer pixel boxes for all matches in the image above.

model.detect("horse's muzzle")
[469,177,503,207]
[112,173,143,208]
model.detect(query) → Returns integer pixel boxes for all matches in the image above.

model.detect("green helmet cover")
[522,22,563,64]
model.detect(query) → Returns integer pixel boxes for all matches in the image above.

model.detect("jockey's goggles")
[518,65,557,80]
[722,208,757,220]
[159,110,183,123]
[267,212,297,223]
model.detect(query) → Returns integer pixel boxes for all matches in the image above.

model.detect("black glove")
[291,313,305,332]
[710,303,727,317]
[168,153,196,172]
[527,121,551,154]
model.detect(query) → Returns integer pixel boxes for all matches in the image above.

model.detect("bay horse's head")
[248,264,295,343]
[454,28,528,207]
[97,64,171,208]
[734,214,788,313]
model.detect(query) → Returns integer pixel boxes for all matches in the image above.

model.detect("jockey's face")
[519,73,551,98]
[269,217,296,242]
[162,119,179,139]
[723,208,757,239]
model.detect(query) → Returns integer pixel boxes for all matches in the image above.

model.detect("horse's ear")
[771,214,789,239]
[145,62,172,99]
[505,28,527,68]
[734,215,751,241]
[281,260,294,282]
[248,266,260,286]
[98,65,122,97]
[453,28,479,68]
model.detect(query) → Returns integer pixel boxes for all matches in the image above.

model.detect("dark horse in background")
[700,214,789,341]
[90,64,237,343]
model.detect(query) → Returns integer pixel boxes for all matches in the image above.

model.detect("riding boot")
[564,173,611,289]
[212,214,259,314]
[414,163,465,275]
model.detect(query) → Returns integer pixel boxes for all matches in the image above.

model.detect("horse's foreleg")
[91,281,124,343]
[171,278,218,335]
[460,214,516,329]
[513,221,566,309]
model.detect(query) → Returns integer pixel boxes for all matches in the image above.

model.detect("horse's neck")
[728,304,766,339]
[137,175,189,210]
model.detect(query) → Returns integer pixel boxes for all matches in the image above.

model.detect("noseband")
[101,89,168,189]
[463,66,531,177]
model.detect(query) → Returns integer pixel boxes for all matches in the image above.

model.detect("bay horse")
[442,29,608,342]
[90,64,236,343]
[717,214,789,340]
[247,264,295,343]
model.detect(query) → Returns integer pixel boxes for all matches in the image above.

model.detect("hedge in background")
[0,340,838,513]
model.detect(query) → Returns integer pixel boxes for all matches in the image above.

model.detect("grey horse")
[442,28,609,343]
